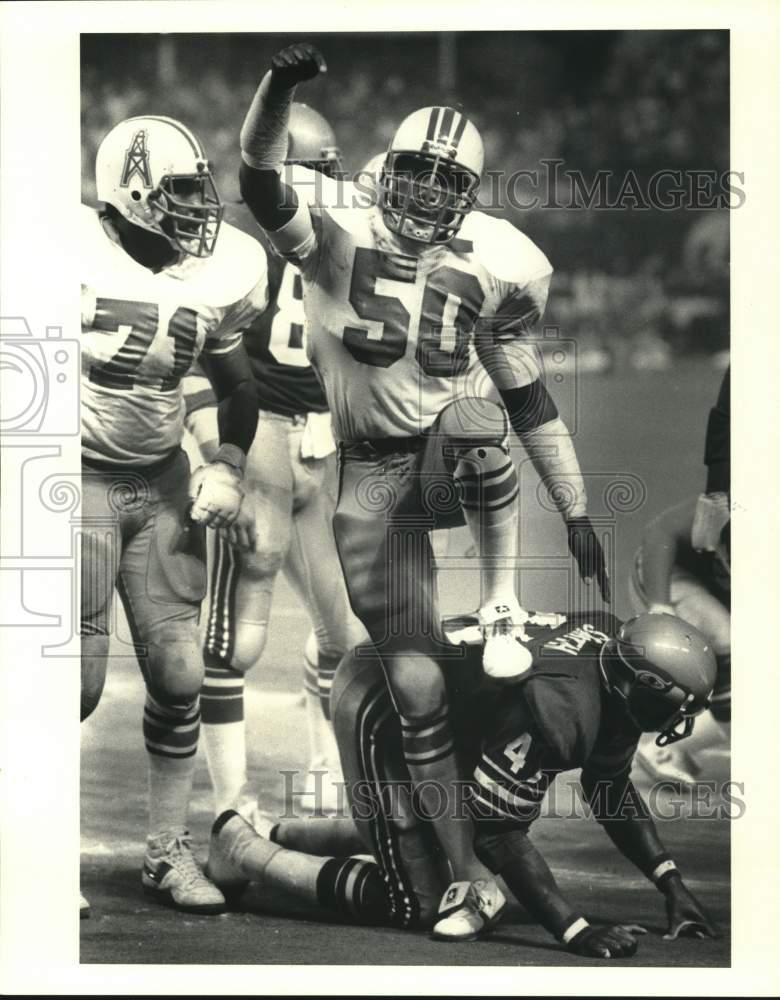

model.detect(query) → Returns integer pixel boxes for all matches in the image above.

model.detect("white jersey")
[262,166,553,442]
[80,206,268,465]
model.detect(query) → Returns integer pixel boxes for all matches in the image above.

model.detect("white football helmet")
[379,106,484,244]
[95,115,223,258]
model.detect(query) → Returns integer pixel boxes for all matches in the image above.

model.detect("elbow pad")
[499,380,558,436]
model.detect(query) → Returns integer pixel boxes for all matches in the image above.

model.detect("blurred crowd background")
[82,31,730,370]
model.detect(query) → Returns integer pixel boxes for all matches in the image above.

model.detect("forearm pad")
[518,415,587,518]
[240,70,295,170]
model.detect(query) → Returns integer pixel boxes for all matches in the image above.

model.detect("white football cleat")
[205,810,252,903]
[142,831,226,914]
[80,891,91,919]
[480,603,532,680]
[432,879,507,941]
[237,798,278,840]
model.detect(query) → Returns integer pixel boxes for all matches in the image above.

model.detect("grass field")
[80,363,730,967]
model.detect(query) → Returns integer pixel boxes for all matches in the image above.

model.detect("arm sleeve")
[199,341,258,457]
[240,161,323,270]
[474,822,583,941]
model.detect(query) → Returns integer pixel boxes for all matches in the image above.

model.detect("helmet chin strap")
[105,205,180,270]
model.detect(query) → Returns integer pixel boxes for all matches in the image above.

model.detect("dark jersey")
[241,229,329,417]
[184,207,328,419]
[441,611,641,827]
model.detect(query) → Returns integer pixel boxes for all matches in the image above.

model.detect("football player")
[235,42,609,937]
[182,103,366,820]
[80,115,267,914]
[206,611,720,956]
[630,368,731,786]
[629,498,730,785]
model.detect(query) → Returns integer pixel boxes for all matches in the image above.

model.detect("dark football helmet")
[599,613,717,745]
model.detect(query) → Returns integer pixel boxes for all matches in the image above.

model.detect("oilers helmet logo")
[120,129,152,189]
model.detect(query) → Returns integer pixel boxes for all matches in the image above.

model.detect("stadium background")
[80,31,731,966]
[81,30,730,369]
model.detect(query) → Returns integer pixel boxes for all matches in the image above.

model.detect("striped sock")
[315,857,392,925]
[201,657,245,725]
[201,655,248,814]
[143,693,200,836]
[400,708,455,768]
[455,448,520,610]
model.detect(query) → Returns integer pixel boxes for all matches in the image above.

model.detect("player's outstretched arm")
[474,824,640,958]
[189,343,259,549]
[477,325,610,602]
[239,42,327,232]
[581,767,720,941]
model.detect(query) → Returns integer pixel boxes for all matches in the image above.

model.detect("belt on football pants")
[338,437,425,461]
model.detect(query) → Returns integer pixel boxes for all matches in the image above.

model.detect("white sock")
[147,754,196,839]
[202,714,249,816]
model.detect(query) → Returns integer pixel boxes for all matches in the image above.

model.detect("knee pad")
[381,656,447,723]
[240,544,286,583]
[81,630,110,721]
[142,621,203,705]
[436,397,510,460]
[208,622,269,676]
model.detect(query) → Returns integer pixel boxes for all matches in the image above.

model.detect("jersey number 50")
[343,247,485,376]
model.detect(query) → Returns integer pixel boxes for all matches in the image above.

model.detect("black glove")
[270,42,327,88]
[663,880,721,940]
[567,923,642,959]
[566,515,611,602]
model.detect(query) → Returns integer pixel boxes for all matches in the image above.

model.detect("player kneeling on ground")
[205,611,720,956]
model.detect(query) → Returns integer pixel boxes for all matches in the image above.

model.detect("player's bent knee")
[241,545,286,582]
[436,397,509,451]
[143,622,204,704]
[381,657,446,723]
[226,622,269,675]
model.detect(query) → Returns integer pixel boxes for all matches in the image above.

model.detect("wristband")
[561,916,590,944]
[651,858,679,887]
[213,444,246,477]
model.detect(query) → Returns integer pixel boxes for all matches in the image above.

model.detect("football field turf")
[81,363,731,966]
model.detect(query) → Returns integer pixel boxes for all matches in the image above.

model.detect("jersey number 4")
[88,298,199,391]
[343,247,485,375]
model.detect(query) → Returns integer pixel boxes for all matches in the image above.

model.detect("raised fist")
[270,43,327,89]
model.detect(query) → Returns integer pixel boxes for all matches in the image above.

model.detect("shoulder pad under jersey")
[181,221,268,309]
[462,211,553,288]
